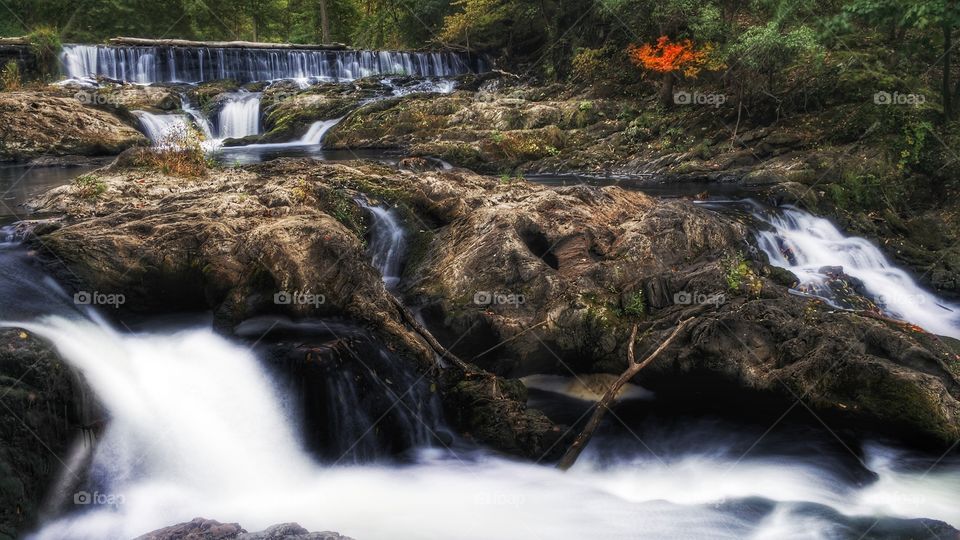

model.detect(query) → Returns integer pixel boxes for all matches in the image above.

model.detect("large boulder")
[0,329,78,540]
[27,157,562,458]
[0,92,147,161]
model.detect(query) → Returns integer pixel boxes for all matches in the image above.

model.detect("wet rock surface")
[0,329,77,540]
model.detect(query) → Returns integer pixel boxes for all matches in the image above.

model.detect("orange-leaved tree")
[627,36,706,107]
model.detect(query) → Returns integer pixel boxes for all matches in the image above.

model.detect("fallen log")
[0,37,30,46]
[107,37,350,51]
[556,318,693,471]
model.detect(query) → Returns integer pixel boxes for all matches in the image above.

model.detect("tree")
[628,36,705,107]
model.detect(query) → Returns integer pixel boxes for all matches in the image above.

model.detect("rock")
[27,158,560,458]
[0,92,147,162]
[135,520,353,540]
[135,518,245,540]
[238,522,353,539]
[257,81,387,143]
[25,157,960,448]
[0,329,78,540]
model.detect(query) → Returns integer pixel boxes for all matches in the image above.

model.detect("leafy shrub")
[27,27,61,80]
[0,61,21,91]
[623,291,646,317]
[722,251,762,296]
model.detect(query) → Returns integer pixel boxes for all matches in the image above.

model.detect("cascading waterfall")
[358,199,407,290]
[216,92,262,139]
[10,315,959,540]
[61,45,483,84]
[750,203,960,338]
[180,98,214,139]
[131,111,194,145]
[299,118,343,145]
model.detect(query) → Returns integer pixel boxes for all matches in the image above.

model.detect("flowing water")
[131,111,194,145]
[215,91,262,140]
[299,118,344,145]
[357,199,407,290]
[61,45,483,84]
[10,314,959,540]
[8,58,960,538]
[748,203,960,338]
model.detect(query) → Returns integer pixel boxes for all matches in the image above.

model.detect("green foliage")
[721,251,762,296]
[73,174,107,199]
[623,291,646,317]
[728,23,822,78]
[26,27,60,80]
[897,121,933,171]
[827,170,899,211]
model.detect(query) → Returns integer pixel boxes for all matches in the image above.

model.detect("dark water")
[0,163,99,220]
[212,144,401,166]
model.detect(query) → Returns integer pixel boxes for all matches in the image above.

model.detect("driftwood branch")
[557,318,693,471]
[107,37,349,51]
[387,294,475,373]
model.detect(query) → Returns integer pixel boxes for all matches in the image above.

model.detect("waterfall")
[61,44,483,84]
[216,92,262,140]
[357,199,407,290]
[180,98,214,139]
[751,204,960,338]
[6,316,958,539]
[299,118,343,145]
[131,111,194,145]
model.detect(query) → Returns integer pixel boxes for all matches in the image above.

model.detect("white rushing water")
[358,200,407,290]
[6,315,956,540]
[60,45,481,84]
[299,118,343,145]
[753,205,960,338]
[131,111,194,146]
[216,92,262,140]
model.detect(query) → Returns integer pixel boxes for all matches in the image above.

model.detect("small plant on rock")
[623,291,646,317]
[73,174,107,199]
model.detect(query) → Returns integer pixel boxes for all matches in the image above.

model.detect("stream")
[3,46,959,540]
[4,168,959,539]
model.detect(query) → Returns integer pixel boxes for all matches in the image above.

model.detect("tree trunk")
[944,24,952,119]
[659,71,675,108]
[556,319,693,471]
[319,0,330,43]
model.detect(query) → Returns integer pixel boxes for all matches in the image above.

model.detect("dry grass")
[133,126,209,177]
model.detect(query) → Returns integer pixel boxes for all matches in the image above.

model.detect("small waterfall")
[216,92,262,139]
[358,199,407,290]
[61,44,484,84]
[11,317,960,539]
[751,204,960,338]
[299,117,343,145]
[131,111,194,145]
[180,98,213,139]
